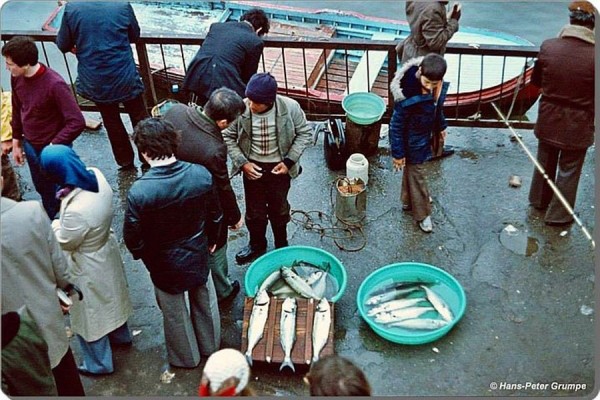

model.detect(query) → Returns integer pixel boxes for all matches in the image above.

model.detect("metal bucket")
[335,177,366,225]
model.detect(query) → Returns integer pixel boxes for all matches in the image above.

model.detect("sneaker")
[419,216,433,233]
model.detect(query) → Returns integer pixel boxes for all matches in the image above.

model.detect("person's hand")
[450,2,461,21]
[392,157,406,171]
[242,162,263,180]
[271,162,289,175]
[229,216,244,231]
[1,140,12,156]
[208,244,217,254]
[12,139,24,165]
[440,130,448,140]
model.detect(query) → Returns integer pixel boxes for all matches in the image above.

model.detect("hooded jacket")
[532,24,595,150]
[389,57,449,164]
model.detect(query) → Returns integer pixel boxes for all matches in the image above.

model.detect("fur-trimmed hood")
[558,24,595,44]
[390,56,424,102]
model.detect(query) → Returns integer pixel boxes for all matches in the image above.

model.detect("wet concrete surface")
[13,114,595,397]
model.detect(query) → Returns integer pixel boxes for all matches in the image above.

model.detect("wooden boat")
[43,1,540,120]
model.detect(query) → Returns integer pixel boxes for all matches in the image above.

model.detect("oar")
[491,102,595,250]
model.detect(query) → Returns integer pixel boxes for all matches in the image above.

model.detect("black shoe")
[235,245,266,265]
[219,280,241,304]
[428,146,455,161]
[545,219,574,227]
[118,162,136,171]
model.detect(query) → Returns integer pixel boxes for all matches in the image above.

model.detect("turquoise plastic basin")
[244,246,347,302]
[342,92,386,125]
[357,262,466,345]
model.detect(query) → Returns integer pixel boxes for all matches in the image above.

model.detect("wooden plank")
[240,295,335,371]
[347,32,394,93]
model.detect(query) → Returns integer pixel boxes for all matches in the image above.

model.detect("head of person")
[568,1,595,30]
[1,36,39,77]
[204,88,246,130]
[240,8,270,37]
[245,72,278,114]
[305,355,372,396]
[40,145,99,193]
[132,117,180,161]
[418,53,447,92]
[198,349,255,396]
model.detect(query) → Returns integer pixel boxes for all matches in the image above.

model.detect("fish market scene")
[0,0,596,397]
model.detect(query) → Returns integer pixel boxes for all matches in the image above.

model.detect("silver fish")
[311,298,331,363]
[258,269,281,293]
[374,306,434,324]
[245,290,270,366]
[270,282,298,297]
[365,286,420,306]
[420,285,454,322]
[304,270,324,286]
[367,297,426,316]
[311,270,328,300]
[388,318,449,330]
[281,267,318,299]
[279,297,297,372]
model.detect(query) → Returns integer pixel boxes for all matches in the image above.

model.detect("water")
[499,224,540,256]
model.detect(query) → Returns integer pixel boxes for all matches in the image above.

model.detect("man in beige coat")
[1,181,84,395]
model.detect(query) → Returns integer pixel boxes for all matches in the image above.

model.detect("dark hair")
[204,87,246,123]
[420,53,447,81]
[133,117,181,160]
[307,355,372,396]
[241,8,270,36]
[570,11,595,30]
[1,36,38,67]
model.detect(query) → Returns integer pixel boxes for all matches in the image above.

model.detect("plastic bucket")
[244,245,347,302]
[342,92,386,125]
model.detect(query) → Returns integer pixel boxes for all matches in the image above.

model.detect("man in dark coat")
[528,1,595,226]
[123,118,224,368]
[182,8,269,106]
[163,88,246,303]
[56,1,149,169]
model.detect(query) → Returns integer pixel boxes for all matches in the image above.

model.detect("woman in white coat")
[41,145,133,375]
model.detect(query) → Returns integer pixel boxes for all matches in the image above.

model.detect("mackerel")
[367,297,426,316]
[258,270,281,293]
[311,270,328,299]
[374,306,434,324]
[245,290,270,365]
[420,285,454,322]
[304,270,324,286]
[279,297,297,371]
[388,318,449,330]
[281,267,318,299]
[311,298,331,363]
[365,286,420,306]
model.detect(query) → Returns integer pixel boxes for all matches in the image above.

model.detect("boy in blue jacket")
[389,53,449,233]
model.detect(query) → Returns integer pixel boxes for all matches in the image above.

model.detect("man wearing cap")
[223,72,312,264]
[528,1,595,226]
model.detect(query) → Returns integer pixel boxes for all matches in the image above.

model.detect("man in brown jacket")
[528,1,595,226]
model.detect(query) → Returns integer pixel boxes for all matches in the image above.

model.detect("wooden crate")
[241,296,334,370]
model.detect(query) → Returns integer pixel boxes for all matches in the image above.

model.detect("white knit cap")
[203,349,250,395]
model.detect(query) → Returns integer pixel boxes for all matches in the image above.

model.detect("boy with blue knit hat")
[223,73,313,264]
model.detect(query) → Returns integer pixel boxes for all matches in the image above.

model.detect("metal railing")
[1,30,539,128]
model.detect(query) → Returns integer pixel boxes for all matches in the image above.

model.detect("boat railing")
[0,30,539,129]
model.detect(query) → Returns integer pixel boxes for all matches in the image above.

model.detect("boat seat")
[347,32,396,94]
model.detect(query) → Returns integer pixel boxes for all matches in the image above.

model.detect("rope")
[491,102,595,249]
[290,177,367,252]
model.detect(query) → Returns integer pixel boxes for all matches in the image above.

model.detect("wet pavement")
[13,114,595,397]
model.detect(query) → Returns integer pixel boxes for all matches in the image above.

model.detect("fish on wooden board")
[388,318,449,330]
[258,269,281,293]
[311,298,331,363]
[374,306,434,324]
[281,267,318,299]
[365,286,420,306]
[279,297,297,372]
[245,290,270,365]
[420,285,454,322]
[367,297,426,316]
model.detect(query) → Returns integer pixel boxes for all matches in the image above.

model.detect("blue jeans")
[23,141,61,219]
[75,322,132,374]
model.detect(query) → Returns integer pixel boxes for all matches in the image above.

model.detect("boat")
[42,1,540,121]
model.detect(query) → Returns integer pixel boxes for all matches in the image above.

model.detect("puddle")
[499,225,539,256]
[458,150,479,160]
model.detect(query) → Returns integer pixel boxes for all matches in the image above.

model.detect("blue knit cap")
[245,73,278,104]
[40,145,99,193]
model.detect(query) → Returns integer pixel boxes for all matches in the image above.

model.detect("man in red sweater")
[2,36,85,219]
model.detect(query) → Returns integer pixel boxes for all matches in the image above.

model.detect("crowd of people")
[1,0,594,396]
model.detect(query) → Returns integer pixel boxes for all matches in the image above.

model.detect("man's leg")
[236,172,269,264]
[96,102,135,168]
[529,141,559,210]
[209,244,240,302]
[189,273,221,357]
[123,94,150,166]
[51,347,85,396]
[266,172,292,249]
[22,141,59,219]
[75,334,114,374]
[545,147,587,225]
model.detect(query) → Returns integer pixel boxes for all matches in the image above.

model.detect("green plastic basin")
[244,246,347,302]
[342,92,386,125]
[357,262,466,345]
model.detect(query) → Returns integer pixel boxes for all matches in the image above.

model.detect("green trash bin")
[342,92,386,157]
